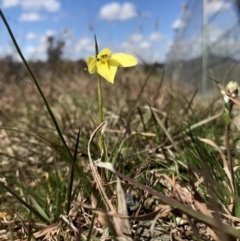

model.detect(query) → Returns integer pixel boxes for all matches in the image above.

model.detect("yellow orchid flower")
[86,48,137,84]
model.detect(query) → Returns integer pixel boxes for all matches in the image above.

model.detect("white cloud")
[2,0,60,12]
[45,30,55,38]
[149,32,162,41]
[172,19,185,31]
[139,41,150,49]
[99,2,137,21]
[27,45,45,54]
[19,12,43,22]
[0,45,14,58]
[1,0,19,8]
[25,30,56,60]
[26,32,37,40]
[206,1,231,15]
[21,0,60,12]
[121,41,131,50]
[75,37,95,52]
[25,44,47,60]
[130,33,144,42]
[122,33,150,55]
[167,41,173,49]
[121,39,165,63]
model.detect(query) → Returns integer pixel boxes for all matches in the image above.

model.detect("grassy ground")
[1,64,240,240]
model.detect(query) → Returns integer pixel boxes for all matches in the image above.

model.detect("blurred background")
[166,0,240,93]
[0,0,240,93]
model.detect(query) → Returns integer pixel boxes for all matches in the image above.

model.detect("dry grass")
[1,67,240,240]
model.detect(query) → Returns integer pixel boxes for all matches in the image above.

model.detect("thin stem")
[225,103,234,190]
[97,74,104,151]
[95,37,108,165]
[97,74,104,123]
[225,123,234,189]
[224,102,238,219]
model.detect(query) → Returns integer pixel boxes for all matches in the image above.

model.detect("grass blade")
[0,181,49,223]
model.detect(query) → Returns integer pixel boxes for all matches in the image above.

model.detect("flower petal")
[86,56,97,74]
[112,53,137,67]
[108,59,118,83]
[98,48,112,59]
[97,59,118,84]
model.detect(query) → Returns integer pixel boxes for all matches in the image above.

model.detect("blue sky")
[0,0,236,63]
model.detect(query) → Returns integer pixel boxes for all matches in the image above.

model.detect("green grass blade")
[66,128,81,214]
[30,197,51,223]
[0,181,49,223]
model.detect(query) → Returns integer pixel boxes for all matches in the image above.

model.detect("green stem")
[97,74,103,123]
[97,74,104,150]
[95,37,107,163]
[225,102,234,190]
[225,102,239,217]
[97,74,108,165]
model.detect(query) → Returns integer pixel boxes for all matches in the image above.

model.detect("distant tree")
[46,36,65,74]
[0,54,28,83]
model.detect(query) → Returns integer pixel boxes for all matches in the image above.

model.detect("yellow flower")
[86,48,137,84]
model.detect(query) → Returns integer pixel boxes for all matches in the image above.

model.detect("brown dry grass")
[1,67,234,240]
